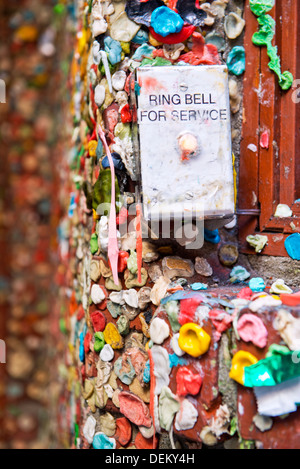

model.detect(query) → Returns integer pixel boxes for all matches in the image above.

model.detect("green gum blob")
[99,58,117,75]
[159,386,180,432]
[252,14,275,45]
[114,123,131,140]
[90,233,98,255]
[117,315,130,336]
[92,169,121,215]
[250,0,275,16]
[165,301,181,332]
[246,234,268,253]
[278,70,294,91]
[59,318,67,335]
[250,0,293,90]
[226,46,246,76]
[127,249,138,275]
[94,332,105,353]
[140,57,172,67]
[266,344,291,357]
[107,300,122,319]
[244,348,300,387]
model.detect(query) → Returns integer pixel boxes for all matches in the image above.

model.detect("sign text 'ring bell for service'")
[136,65,234,223]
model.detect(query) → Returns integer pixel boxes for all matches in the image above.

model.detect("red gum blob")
[84,332,92,354]
[77,304,85,321]
[209,309,233,341]
[168,0,178,10]
[118,391,152,428]
[135,432,158,450]
[115,417,132,447]
[90,310,106,332]
[121,103,132,123]
[97,298,107,311]
[116,207,128,225]
[260,130,269,149]
[237,313,268,348]
[152,48,176,63]
[103,106,119,144]
[149,24,196,45]
[176,367,202,397]
[109,250,129,273]
[180,32,221,65]
[118,250,129,273]
[237,287,253,300]
[81,364,86,382]
[124,73,132,94]
[280,292,300,306]
[179,297,202,325]
[69,291,78,316]
[103,105,119,134]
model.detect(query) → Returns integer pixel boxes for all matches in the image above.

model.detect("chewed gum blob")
[237,314,268,348]
[229,350,258,385]
[178,323,211,357]
[178,132,198,161]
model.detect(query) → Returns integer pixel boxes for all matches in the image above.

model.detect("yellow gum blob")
[88,140,98,158]
[103,323,124,350]
[178,323,211,358]
[229,350,258,385]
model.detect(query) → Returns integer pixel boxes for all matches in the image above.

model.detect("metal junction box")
[136,65,234,222]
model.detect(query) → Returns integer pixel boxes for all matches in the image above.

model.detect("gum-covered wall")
[1,0,300,450]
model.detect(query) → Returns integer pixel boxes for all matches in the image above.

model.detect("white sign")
[136,65,234,221]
